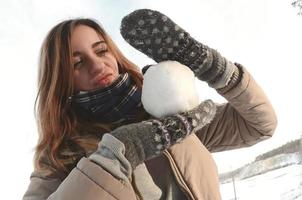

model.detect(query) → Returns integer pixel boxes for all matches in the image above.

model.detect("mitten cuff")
[209,60,236,89]
[217,63,242,93]
[89,134,132,182]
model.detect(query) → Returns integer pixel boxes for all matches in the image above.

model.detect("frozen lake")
[220,164,302,200]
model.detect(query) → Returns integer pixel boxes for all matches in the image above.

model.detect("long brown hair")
[34,18,143,175]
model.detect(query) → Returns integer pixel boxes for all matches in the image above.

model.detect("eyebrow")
[72,41,106,57]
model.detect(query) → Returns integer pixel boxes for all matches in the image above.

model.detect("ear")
[142,65,153,75]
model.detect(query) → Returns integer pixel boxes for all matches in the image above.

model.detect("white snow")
[237,152,302,180]
[220,164,302,200]
[141,61,199,118]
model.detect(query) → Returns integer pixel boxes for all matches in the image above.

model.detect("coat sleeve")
[195,65,278,152]
[23,157,136,200]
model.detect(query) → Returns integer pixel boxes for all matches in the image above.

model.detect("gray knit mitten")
[121,9,237,89]
[110,100,216,169]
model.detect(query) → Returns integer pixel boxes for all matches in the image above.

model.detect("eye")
[95,48,108,56]
[74,59,83,69]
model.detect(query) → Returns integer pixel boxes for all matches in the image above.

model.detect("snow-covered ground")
[220,164,302,200]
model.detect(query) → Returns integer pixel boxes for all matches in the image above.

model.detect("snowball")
[142,61,199,118]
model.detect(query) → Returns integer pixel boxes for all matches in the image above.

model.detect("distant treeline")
[255,137,302,162]
[219,137,302,183]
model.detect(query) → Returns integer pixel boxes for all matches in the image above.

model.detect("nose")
[88,56,104,76]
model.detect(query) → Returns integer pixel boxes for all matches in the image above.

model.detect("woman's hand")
[108,99,216,169]
[120,9,236,89]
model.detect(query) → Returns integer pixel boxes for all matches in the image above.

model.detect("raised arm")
[120,9,277,152]
[197,64,277,152]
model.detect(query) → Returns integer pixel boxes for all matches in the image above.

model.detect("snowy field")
[220,164,302,200]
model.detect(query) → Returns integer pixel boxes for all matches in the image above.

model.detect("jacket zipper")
[163,150,195,200]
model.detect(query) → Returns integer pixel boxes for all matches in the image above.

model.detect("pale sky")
[0,0,301,199]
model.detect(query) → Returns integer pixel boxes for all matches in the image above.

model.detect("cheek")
[108,56,119,76]
[73,71,90,91]
[73,75,82,91]
[112,64,120,80]
[114,63,119,75]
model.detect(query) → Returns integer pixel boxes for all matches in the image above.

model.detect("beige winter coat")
[23,66,277,200]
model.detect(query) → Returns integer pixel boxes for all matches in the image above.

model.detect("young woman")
[23,9,277,200]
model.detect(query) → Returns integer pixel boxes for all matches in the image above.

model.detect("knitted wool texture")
[70,73,142,123]
[111,100,216,169]
[120,9,230,87]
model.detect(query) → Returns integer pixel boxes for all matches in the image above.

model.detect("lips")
[93,74,112,87]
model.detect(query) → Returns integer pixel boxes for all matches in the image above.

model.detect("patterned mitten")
[121,9,237,89]
[110,100,216,169]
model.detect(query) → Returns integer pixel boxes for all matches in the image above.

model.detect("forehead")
[71,25,104,49]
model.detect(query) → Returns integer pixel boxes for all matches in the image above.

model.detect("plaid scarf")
[71,73,142,124]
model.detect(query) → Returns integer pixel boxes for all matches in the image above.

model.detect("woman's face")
[71,25,119,92]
